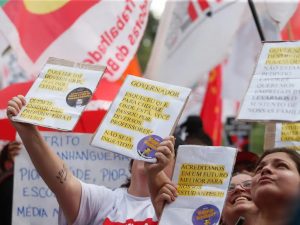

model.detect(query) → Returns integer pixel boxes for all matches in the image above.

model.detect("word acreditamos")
[130,80,180,98]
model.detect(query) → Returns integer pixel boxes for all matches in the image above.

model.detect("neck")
[241,214,257,225]
[127,175,149,197]
[256,206,289,225]
[229,210,258,225]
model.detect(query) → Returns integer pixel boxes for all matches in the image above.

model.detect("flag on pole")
[0,0,150,81]
[200,65,222,146]
[222,1,297,101]
[281,2,300,40]
[145,0,245,87]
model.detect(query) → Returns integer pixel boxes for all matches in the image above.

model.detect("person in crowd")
[251,148,300,225]
[221,173,258,225]
[7,95,176,225]
[233,151,259,174]
[147,117,214,219]
[0,141,22,225]
[178,115,213,146]
[144,135,183,219]
[0,141,22,174]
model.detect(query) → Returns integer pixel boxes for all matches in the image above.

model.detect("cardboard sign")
[12,57,105,131]
[91,75,191,162]
[238,41,300,122]
[12,132,130,225]
[160,145,237,225]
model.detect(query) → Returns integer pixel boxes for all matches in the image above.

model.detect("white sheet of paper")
[160,145,237,225]
[238,41,300,122]
[91,75,191,162]
[13,58,105,130]
[274,123,300,150]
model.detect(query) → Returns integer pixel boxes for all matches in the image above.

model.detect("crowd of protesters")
[1,96,300,225]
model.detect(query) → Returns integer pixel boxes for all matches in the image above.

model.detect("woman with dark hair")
[251,148,300,225]
[0,141,22,225]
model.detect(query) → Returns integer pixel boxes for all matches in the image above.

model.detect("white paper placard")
[274,123,300,150]
[160,145,237,225]
[91,75,191,162]
[238,41,300,122]
[13,57,105,131]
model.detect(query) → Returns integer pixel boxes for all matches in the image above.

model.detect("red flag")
[2,0,99,61]
[200,65,222,146]
[281,2,300,40]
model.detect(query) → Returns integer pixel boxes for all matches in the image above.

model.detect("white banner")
[145,0,245,87]
[0,0,149,81]
[12,132,130,225]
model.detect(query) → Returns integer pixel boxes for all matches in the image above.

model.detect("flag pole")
[248,0,265,41]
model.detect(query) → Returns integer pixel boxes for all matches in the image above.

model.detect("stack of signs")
[159,145,237,225]
[12,57,105,131]
[237,41,300,122]
[91,75,191,162]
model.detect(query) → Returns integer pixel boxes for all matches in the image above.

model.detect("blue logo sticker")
[192,204,220,225]
[137,135,163,159]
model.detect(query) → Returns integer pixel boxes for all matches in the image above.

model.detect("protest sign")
[159,145,237,225]
[91,75,191,162]
[12,132,130,225]
[238,41,300,122]
[12,57,105,131]
[264,122,300,151]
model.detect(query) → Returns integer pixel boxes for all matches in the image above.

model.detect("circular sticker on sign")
[66,87,92,107]
[192,204,220,225]
[137,135,163,159]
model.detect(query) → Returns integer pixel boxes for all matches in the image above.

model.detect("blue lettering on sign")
[113,153,130,161]
[52,208,59,217]
[44,135,80,147]
[100,168,128,181]
[17,206,48,217]
[19,168,41,181]
[69,167,91,182]
[22,186,54,198]
[56,150,130,161]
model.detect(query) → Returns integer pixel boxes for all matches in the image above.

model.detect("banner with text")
[0,0,149,81]
[159,145,237,225]
[12,132,130,225]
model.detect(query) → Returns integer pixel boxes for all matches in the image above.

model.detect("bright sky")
[150,0,167,19]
